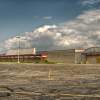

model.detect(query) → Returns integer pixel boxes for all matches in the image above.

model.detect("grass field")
[0,63,100,100]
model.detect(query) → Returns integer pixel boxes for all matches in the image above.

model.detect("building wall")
[75,52,82,64]
[0,55,46,63]
[47,49,75,63]
[86,55,100,64]
[97,56,100,63]
[73,49,85,64]
[81,55,87,64]
[81,47,100,64]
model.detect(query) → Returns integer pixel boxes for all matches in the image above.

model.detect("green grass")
[0,60,57,64]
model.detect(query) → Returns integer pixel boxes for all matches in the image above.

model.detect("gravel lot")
[0,63,100,100]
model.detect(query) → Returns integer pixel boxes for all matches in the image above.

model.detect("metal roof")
[6,48,36,55]
[84,47,100,53]
[82,47,100,56]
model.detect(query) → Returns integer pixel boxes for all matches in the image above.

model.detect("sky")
[0,0,100,52]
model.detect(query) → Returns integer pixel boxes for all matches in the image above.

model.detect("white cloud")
[80,0,100,6]
[43,16,52,20]
[2,9,100,51]
[34,25,56,33]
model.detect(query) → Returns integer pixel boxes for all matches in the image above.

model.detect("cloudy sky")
[0,0,100,52]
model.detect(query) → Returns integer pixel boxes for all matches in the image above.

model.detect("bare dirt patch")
[0,63,100,100]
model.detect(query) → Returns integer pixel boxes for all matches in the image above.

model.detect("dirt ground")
[0,63,100,100]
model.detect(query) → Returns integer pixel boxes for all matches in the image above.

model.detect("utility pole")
[16,36,20,63]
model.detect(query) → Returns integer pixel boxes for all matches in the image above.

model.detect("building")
[41,49,75,63]
[0,48,47,63]
[0,47,99,64]
[81,47,100,64]
[43,47,100,64]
